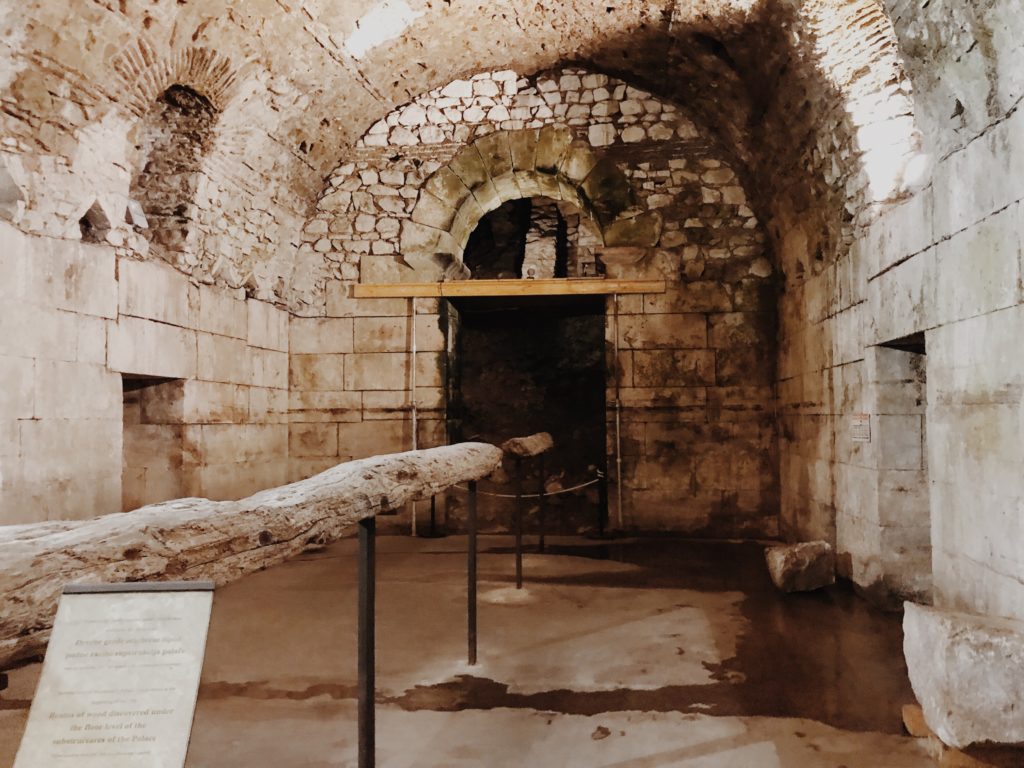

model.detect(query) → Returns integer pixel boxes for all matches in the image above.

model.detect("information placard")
[851,413,872,443]
[13,583,213,768]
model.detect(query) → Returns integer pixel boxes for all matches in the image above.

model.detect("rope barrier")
[450,477,600,499]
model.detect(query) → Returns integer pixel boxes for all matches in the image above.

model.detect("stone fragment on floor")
[765,541,836,592]
[903,602,1024,748]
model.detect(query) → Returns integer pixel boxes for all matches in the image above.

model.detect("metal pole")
[598,468,608,538]
[537,455,546,554]
[467,480,478,665]
[410,297,419,537]
[514,457,524,589]
[613,292,624,530]
[357,516,376,768]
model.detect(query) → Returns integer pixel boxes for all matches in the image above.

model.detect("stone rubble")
[765,541,837,592]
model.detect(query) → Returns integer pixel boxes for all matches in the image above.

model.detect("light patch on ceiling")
[344,0,424,60]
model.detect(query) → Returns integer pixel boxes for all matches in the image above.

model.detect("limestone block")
[449,194,486,249]
[904,603,1024,748]
[645,283,733,314]
[75,315,109,365]
[603,212,663,247]
[0,223,29,301]
[633,350,716,387]
[0,354,33,419]
[934,207,1021,327]
[288,389,362,423]
[344,352,443,391]
[709,312,771,349]
[411,190,458,231]
[765,541,836,592]
[473,131,514,179]
[581,158,634,224]
[18,418,121,488]
[337,419,410,458]
[196,284,247,339]
[118,258,193,328]
[353,316,410,353]
[247,299,288,352]
[290,353,346,391]
[108,316,197,379]
[512,171,544,200]
[250,348,288,390]
[289,423,339,458]
[509,129,539,172]
[362,387,444,417]
[197,332,250,385]
[184,423,287,466]
[325,285,408,318]
[424,166,473,210]
[448,145,490,191]
[289,317,355,354]
[617,387,706,412]
[31,241,117,319]
[875,414,923,470]
[184,459,290,503]
[248,386,288,425]
[183,380,249,424]
[619,313,707,349]
[0,301,82,363]
[33,360,120,419]
[559,144,599,184]
[535,124,574,174]
[589,123,617,147]
[123,424,183,473]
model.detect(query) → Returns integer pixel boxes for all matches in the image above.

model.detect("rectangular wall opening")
[122,375,185,512]
[446,295,607,533]
[874,333,931,601]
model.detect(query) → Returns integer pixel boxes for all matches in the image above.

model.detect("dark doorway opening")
[446,295,607,534]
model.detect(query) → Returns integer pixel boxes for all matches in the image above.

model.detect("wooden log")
[501,432,555,458]
[0,443,502,668]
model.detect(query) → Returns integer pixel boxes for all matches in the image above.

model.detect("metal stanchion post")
[357,516,376,768]
[537,455,546,554]
[514,457,524,589]
[598,469,608,538]
[467,481,478,665]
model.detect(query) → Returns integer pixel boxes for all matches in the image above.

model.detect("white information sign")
[13,584,213,768]
[850,413,872,443]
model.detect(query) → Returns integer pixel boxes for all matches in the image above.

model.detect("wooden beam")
[352,278,666,298]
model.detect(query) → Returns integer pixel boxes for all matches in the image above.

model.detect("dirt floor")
[0,536,936,767]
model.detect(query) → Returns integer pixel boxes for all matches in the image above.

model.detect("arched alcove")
[463,196,605,280]
[129,84,218,264]
[400,125,662,280]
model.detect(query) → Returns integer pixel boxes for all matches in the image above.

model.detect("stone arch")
[110,41,241,118]
[401,125,662,279]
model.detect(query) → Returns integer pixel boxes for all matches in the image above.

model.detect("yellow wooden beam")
[352,278,666,298]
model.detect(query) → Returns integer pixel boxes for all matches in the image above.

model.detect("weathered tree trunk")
[0,443,502,668]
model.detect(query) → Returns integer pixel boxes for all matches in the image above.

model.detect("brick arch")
[400,125,663,279]
[110,40,242,118]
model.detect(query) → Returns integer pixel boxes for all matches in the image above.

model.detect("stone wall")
[0,222,289,524]
[778,0,1024,615]
[293,66,778,536]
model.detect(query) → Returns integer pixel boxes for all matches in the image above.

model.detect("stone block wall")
[289,66,779,537]
[287,290,447,484]
[0,221,290,524]
[778,0,1024,615]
